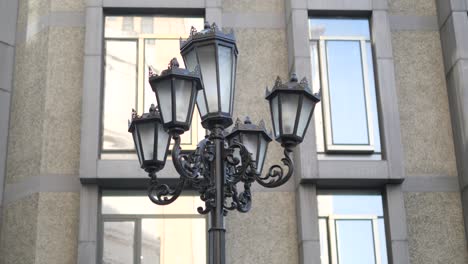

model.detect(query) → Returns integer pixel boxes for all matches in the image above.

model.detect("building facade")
[0,0,468,263]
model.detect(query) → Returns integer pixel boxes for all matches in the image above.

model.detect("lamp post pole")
[128,21,321,264]
[209,126,226,264]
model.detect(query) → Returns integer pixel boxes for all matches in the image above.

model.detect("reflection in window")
[317,193,388,264]
[101,192,206,264]
[102,16,205,158]
[309,18,381,157]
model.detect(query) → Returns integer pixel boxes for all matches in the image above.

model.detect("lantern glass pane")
[241,133,259,163]
[196,92,208,117]
[138,122,155,161]
[280,94,300,135]
[271,95,280,137]
[155,79,173,123]
[197,45,219,113]
[156,124,169,161]
[174,79,192,123]
[297,97,315,138]
[257,136,268,174]
[230,54,237,114]
[218,46,233,113]
[132,131,142,164]
[184,49,198,72]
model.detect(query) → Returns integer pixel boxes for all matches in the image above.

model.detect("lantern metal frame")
[149,58,203,135]
[180,22,238,130]
[265,74,322,148]
[128,22,320,264]
[128,105,171,173]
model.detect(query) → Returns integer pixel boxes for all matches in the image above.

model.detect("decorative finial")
[149,104,157,115]
[235,118,242,127]
[131,108,138,119]
[274,76,282,87]
[290,73,298,82]
[244,116,252,124]
[314,88,322,99]
[190,26,197,36]
[211,22,218,31]
[148,65,157,77]
[204,21,210,29]
[168,58,179,69]
[300,77,308,85]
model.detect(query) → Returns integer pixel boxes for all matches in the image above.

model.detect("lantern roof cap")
[226,117,273,142]
[180,21,238,53]
[148,58,202,89]
[128,104,162,132]
[265,73,321,102]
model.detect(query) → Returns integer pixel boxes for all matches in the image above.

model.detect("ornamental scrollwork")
[147,127,295,215]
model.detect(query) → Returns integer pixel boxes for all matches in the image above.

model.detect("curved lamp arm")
[147,135,191,206]
[147,169,185,206]
[255,147,293,188]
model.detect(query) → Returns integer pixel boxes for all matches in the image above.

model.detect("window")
[317,193,388,264]
[101,192,207,264]
[101,16,205,159]
[309,18,381,157]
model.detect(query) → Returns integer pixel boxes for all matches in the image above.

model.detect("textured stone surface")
[50,0,85,12]
[6,30,49,183]
[392,31,457,177]
[405,192,468,263]
[222,0,284,13]
[17,0,50,30]
[35,192,80,264]
[226,192,298,264]
[7,27,84,182]
[41,27,84,175]
[0,193,39,264]
[389,0,437,16]
[231,28,288,168]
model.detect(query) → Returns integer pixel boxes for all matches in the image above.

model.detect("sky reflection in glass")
[309,18,370,39]
[326,40,369,145]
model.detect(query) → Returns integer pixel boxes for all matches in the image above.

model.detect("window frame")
[100,15,205,157]
[317,35,376,153]
[98,191,208,264]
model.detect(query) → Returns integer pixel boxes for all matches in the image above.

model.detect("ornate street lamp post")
[128,22,321,264]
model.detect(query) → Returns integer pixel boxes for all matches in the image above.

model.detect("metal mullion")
[372,217,382,264]
[137,37,145,114]
[319,39,334,152]
[328,216,338,264]
[135,218,142,264]
[360,39,375,150]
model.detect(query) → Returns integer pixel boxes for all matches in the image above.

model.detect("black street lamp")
[128,21,321,264]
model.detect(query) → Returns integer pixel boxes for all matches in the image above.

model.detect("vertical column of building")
[388,0,468,262]
[436,0,468,255]
[0,0,85,263]
[0,0,19,238]
[284,0,321,263]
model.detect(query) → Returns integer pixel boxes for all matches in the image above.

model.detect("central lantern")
[180,22,238,129]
